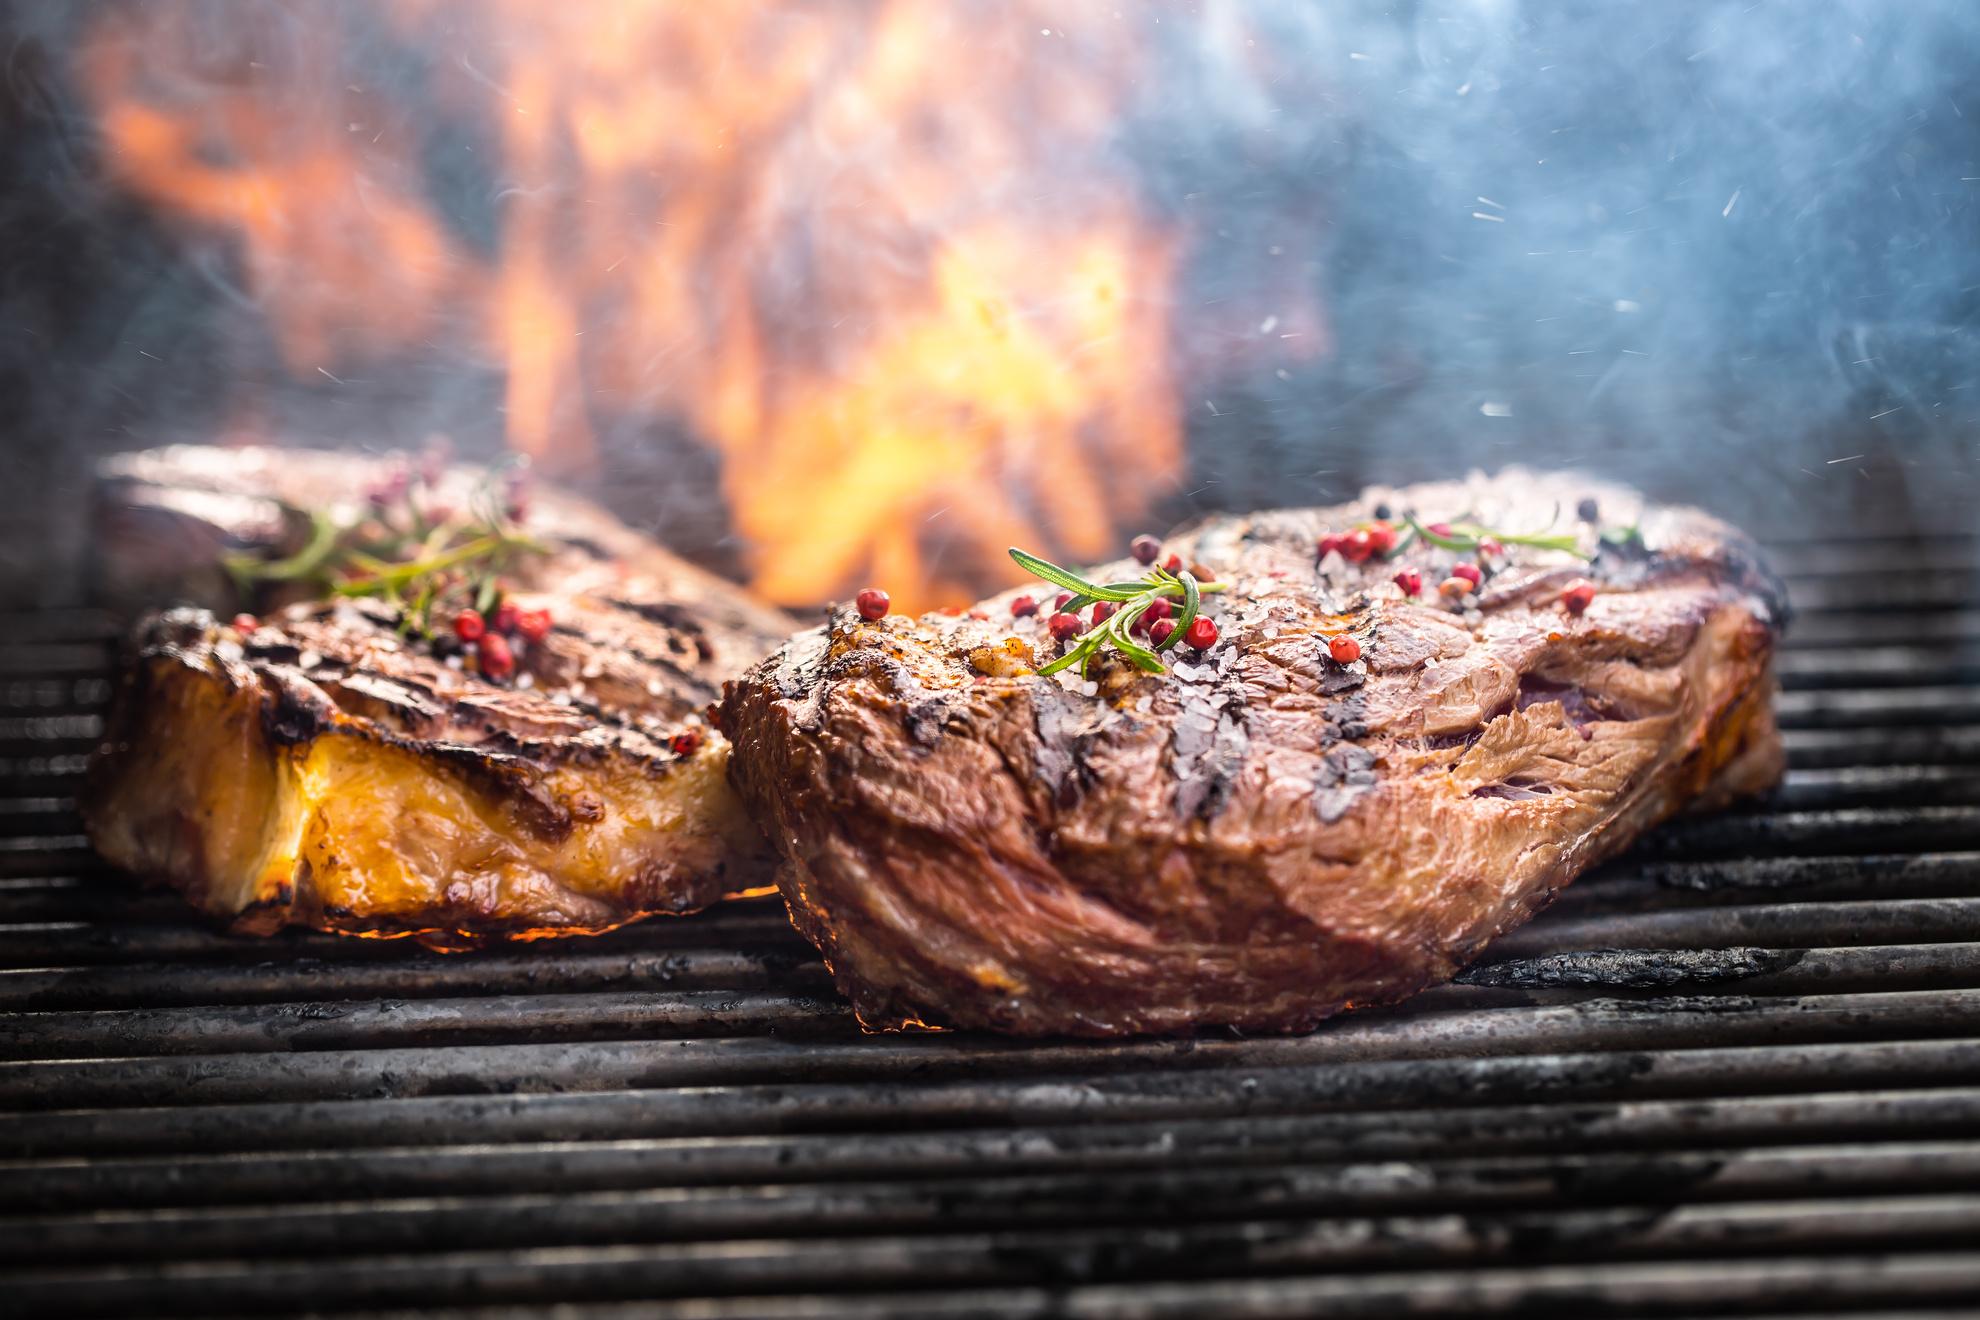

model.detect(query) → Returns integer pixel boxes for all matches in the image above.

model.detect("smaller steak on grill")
[719,471,1787,1036]
[84,446,794,944]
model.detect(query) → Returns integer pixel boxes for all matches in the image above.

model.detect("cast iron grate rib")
[2,530,1978,1318]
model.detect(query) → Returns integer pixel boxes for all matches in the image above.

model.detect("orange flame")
[79,2,1186,608]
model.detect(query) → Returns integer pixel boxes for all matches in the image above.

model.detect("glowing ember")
[77,2,1188,609]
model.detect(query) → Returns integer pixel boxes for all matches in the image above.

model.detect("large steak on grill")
[719,472,1787,1036]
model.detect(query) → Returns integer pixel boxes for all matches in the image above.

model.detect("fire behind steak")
[719,472,1788,1036]
[84,446,794,944]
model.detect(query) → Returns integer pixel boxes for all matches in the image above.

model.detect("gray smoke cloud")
[1147,0,1980,528]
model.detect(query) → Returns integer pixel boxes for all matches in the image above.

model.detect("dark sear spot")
[1031,685,1106,807]
[258,672,337,747]
[1516,675,1612,725]
[1318,660,1365,695]
[1314,744,1377,823]
[1170,645,1250,821]
[1324,694,1370,741]
[906,695,954,748]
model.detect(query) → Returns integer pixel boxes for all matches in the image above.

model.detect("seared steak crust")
[85,447,792,944]
[720,471,1787,1036]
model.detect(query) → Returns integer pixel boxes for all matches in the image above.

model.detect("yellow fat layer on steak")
[285,733,731,926]
[87,651,745,936]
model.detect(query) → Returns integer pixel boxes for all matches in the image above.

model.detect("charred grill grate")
[3,531,1979,1318]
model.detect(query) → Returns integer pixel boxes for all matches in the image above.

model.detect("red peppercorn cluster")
[1328,634,1361,664]
[1130,597,1172,635]
[1317,519,1397,564]
[1014,532,1233,675]
[452,597,552,683]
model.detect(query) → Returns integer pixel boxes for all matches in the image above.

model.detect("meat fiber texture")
[84,447,793,944]
[720,471,1787,1037]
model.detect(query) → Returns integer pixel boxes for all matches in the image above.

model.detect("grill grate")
[3,532,1979,1318]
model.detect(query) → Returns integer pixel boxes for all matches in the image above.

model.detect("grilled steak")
[720,471,1787,1036]
[85,446,795,944]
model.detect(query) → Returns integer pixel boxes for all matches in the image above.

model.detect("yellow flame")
[80,1,1185,609]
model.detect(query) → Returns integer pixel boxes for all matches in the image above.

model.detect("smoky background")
[1,0,1975,607]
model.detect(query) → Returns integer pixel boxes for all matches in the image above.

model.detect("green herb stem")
[332,532,541,599]
[1402,514,1590,561]
[225,510,343,588]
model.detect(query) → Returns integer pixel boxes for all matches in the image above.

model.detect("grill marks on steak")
[720,471,1786,1037]
[84,446,795,944]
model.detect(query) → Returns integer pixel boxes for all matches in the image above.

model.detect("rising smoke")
[1150,0,1980,524]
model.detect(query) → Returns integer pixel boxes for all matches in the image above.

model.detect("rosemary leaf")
[1007,549,1101,597]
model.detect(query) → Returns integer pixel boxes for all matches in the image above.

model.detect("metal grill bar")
[317,1256,1980,1318]
[2,535,1977,1317]
[12,1143,1980,1264]
[10,1242,1980,1318]
[5,994,1977,1110]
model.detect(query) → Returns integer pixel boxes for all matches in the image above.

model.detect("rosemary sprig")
[222,456,544,639]
[1009,547,1225,679]
[1402,513,1590,560]
[331,533,520,598]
